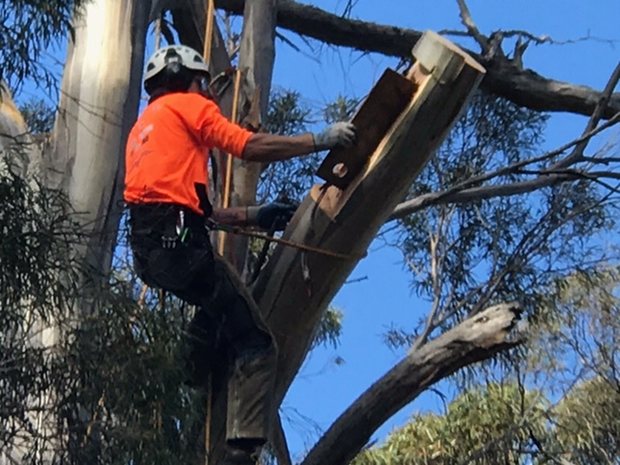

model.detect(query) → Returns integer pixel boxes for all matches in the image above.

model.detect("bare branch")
[455,0,489,53]
[213,0,620,118]
[301,302,523,465]
[552,61,620,169]
[412,207,454,351]
[390,112,620,220]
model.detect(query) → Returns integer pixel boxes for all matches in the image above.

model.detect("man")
[124,45,356,464]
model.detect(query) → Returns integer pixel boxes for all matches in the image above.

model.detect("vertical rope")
[203,0,216,66]
[203,2,217,464]
[217,67,242,255]
[154,14,162,51]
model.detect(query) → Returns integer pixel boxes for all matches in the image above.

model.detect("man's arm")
[211,206,247,226]
[241,122,356,162]
[211,203,298,230]
[242,133,314,162]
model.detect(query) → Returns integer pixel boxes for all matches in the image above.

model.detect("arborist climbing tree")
[123,44,356,465]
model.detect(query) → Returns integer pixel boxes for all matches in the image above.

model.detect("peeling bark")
[1,3,151,463]
[213,0,620,119]
[302,303,523,465]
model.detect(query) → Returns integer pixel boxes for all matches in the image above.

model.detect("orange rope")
[203,0,215,65]
[217,67,242,255]
[202,3,217,464]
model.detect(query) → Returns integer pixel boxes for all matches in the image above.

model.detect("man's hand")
[313,122,357,151]
[247,202,298,231]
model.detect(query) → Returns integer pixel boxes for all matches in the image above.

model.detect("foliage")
[353,383,548,465]
[527,268,620,464]
[394,91,613,345]
[554,377,620,465]
[354,267,620,465]
[353,377,619,465]
[259,88,318,202]
[311,307,343,350]
[0,0,89,90]
[0,154,206,464]
[19,98,56,134]
[322,95,359,124]
[258,90,359,203]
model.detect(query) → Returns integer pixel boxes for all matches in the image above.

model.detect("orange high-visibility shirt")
[124,92,252,214]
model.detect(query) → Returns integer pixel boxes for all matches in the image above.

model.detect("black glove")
[247,202,298,231]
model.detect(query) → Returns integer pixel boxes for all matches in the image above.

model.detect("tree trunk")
[46,0,151,275]
[219,0,277,273]
[258,30,486,408]
[0,82,34,177]
[204,31,487,461]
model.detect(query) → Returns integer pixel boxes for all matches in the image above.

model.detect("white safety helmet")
[144,45,210,94]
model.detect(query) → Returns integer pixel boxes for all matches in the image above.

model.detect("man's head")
[143,45,211,97]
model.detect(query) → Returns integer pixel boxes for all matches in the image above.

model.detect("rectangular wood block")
[316,68,416,189]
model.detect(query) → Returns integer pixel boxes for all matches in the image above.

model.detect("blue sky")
[272,0,620,459]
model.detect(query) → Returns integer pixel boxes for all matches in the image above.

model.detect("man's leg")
[205,256,277,451]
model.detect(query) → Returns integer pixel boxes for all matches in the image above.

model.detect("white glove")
[313,122,357,151]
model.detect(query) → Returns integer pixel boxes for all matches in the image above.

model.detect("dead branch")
[455,0,489,54]
[210,0,620,118]
[552,61,620,170]
[300,302,523,465]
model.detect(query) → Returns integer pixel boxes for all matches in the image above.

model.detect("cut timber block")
[316,69,416,188]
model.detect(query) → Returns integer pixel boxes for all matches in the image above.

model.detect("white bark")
[47,0,151,274]
[0,82,36,177]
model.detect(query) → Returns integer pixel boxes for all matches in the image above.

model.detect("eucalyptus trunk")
[47,0,151,275]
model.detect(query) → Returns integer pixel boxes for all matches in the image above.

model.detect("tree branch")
[213,0,620,119]
[391,174,564,219]
[455,0,489,54]
[300,302,523,465]
[389,111,620,220]
[552,61,620,169]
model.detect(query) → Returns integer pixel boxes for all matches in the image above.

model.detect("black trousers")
[128,203,276,444]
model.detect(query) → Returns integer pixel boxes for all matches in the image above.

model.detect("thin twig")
[455,0,489,52]
[552,61,620,170]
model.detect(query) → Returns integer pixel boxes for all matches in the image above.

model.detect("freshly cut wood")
[254,32,486,408]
